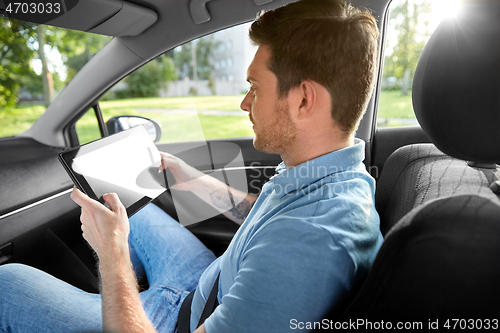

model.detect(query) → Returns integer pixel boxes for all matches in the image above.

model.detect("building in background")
[161,23,256,97]
[212,22,256,95]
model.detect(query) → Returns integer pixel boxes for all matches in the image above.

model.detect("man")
[0,0,383,332]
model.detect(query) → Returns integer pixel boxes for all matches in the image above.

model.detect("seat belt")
[177,272,221,333]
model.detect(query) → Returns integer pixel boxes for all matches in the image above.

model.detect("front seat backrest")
[340,195,500,321]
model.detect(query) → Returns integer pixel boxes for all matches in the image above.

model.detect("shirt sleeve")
[204,219,356,333]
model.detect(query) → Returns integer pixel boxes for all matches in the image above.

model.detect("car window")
[75,107,101,145]
[378,0,462,128]
[0,17,111,139]
[99,22,256,144]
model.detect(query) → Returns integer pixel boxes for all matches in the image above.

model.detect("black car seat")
[340,194,500,321]
[318,0,500,324]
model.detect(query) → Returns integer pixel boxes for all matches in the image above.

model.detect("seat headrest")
[412,0,500,164]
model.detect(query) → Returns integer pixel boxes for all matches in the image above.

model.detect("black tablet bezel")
[58,126,165,217]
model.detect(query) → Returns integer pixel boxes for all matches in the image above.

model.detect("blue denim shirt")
[192,139,383,332]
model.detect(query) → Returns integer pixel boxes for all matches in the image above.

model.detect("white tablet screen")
[70,126,166,211]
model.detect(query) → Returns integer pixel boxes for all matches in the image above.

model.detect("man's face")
[240,45,297,155]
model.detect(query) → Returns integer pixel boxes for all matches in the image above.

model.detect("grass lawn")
[377,90,415,119]
[0,104,47,138]
[100,95,246,112]
[75,108,254,144]
[1,91,416,141]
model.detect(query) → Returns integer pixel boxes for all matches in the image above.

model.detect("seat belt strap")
[177,272,221,333]
[198,273,220,327]
[177,290,195,333]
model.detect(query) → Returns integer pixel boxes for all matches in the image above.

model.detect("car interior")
[0,0,499,325]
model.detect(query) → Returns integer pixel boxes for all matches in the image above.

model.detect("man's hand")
[70,187,130,260]
[159,152,258,225]
[159,152,207,192]
[71,187,157,333]
[160,152,258,225]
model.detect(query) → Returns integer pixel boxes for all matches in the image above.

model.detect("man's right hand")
[159,152,207,192]
[158,151,258,225]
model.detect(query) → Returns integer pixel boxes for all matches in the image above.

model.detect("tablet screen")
[59,126,167,217]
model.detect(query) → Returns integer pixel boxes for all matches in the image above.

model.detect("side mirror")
[106,116,162,142]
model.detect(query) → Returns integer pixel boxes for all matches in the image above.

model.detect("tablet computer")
[59,125,170,217]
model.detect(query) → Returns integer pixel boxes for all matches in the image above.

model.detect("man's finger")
[71,187,100,209]
[159,151,174,158]
[159,155,176,171]
[103,193,124,213]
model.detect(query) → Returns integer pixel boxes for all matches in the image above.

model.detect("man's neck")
[281,135,355,169]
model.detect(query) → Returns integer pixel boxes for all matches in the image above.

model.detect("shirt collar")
[270,139,366,198]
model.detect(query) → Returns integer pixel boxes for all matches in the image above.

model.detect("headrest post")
[467,161,497,169]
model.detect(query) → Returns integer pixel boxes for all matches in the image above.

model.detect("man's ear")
[297,81,317,119]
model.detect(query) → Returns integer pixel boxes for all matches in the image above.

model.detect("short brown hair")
[249,0,379,134]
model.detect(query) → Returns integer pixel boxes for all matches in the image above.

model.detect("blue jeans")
[0,204,216,333]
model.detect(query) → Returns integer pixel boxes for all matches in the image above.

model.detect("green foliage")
[0,18,37,107]
[47,29,111,83]
[188,87,198,96]
[18,68,43,96]
[173,35,219,80]
[196,36,219,80]
[208,75,216,95]
[123,57,177,98]
[383,0,433,95]
[0,104,45,137]
[0,17,111,107]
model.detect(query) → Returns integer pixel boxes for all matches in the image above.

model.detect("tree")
[0,18,37,107]
[0,16,111,107]
[46,29,111,83]
[174,35,219,81]
[123,56,177,98]
[383,0,432,95]
[37,25,53,106]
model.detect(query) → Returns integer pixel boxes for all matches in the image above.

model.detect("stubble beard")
[252,98,298,155]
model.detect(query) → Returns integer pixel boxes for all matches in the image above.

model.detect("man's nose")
[240,92,251,112]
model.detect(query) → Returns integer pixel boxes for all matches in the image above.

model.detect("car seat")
[317,0,500,324]
[341,194,500,321]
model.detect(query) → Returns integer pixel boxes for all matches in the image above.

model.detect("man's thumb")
[103,193,124,213]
